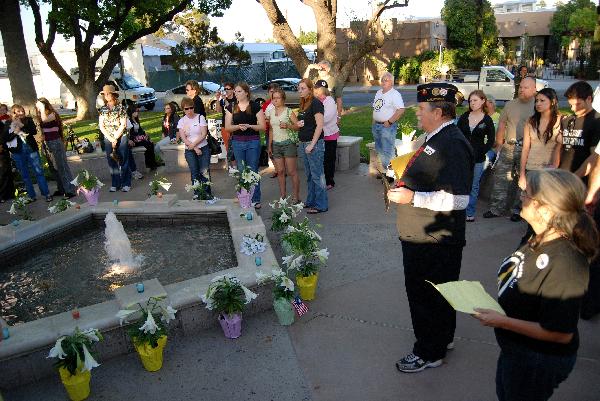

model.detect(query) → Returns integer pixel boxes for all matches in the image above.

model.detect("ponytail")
[571,210,599,259]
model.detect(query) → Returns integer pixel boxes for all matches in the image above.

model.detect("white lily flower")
[315,248,330,262]
[160,182,172,191]
[255,271,270,283]
[8,203,16,214]
[70,176,79,186]
[281,276,295,292]
[81,344,100,372]
[279,211,290,223]
[241,285,258,304]
[47,337,67,359]
[80,328,100,342]
[48,205,57,214]
[282,255,294,266]
[96,180,104,188]
[279,197,288,206]
[139,312,159,334]
[268,200,277,209]
[116,309,137,325]
[161,305,177,323]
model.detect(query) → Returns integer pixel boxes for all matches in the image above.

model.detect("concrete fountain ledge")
[0,196,279,389]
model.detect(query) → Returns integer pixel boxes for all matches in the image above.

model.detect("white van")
[60,69,157,111]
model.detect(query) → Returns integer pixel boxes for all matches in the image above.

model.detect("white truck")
[448,66,548,105]
[60,69,157,111]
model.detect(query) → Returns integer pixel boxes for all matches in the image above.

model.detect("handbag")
[198,114,221,155]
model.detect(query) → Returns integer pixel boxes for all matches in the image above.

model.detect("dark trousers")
[134,139,158,169]
[401,241,463,361]
[496,340,576,401]
[582,206,600,319]
[184,145,212,197]
[324,139,337,187]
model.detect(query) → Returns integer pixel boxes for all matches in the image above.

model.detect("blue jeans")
[11,143,49,199]
[300,140,328,211]
[184,145,212,197]
[496,340,576,401]
[232,139,261,203]
[467,150,494,217]
[372,122,397,169]
[104,136,131,189]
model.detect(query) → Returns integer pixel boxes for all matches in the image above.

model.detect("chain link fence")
[147,61,301,91]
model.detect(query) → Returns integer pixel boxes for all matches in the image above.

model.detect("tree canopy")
[550,0,596,47]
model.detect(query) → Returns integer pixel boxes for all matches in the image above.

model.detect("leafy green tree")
[550,0,595,47]
[210,32,252,85]
[298,30,317,45]
[25,0,232,120]
[441,0,498,69]
[569,8,597,74]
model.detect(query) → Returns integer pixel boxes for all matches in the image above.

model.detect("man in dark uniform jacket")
[389,83,474,373]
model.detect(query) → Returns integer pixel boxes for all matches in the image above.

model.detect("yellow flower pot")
[134,335,167,372]
[296,273,319,301]
[59,367,91,401]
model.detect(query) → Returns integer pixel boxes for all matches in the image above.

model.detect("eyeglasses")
[183,107,194,111]
[224,87,233,91]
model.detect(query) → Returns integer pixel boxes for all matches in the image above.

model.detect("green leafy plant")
[228,162,260,192]
[47,328,103,376]
[269,196,304,231]
[8,189,33,221]
[148,174,172,197]
[185,179,212,200]
[116,296,177,348]
[256,269,295,301]
[281,218,329,277]
[48,199,77,214]
[201,274,257,315]
[71,169,103,191]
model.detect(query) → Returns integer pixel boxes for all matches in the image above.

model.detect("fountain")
[104,211,143,273]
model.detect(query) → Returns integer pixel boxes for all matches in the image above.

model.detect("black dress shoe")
[483,211,500,218]
[510,213,522,222]
[53,190,63,196]
[64,193,77,199]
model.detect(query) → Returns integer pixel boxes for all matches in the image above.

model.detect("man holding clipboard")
[388,83,474,373]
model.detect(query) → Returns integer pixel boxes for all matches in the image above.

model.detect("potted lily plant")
[201,274,258,339]
[185,179,212,200]
[71,170,103,206]
[148,174,172,198]
[8,189,33,221]
[281,218,328,301]
[269,196,304,232]
[229,162,260,208]
[47,327,103,401]
[116,296,177,372]
[256,268,296,325]
[48,199,77,214]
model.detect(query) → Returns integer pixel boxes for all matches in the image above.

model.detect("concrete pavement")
[2,163,600,401]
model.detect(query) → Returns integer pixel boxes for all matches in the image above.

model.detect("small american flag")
[292,296,309,316]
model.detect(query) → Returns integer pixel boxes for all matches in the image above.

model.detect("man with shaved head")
[484,76,537,221]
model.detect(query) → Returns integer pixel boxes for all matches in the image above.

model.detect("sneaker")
[395,353,442,373]
[132,171,143,180]
[45,195,53,202]
[483,211,500,218]
[109,187,117,192]
[447,342,455,350]
[121,186,131,192]
[192,194,199,200]
[466,216,475,222]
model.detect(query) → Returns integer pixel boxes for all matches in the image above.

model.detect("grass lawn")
[65,104,574,162]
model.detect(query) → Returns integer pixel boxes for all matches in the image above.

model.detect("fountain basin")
[0,198,278,388]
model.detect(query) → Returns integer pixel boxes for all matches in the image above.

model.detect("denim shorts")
[272,141,297,158]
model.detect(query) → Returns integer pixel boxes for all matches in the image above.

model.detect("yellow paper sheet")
[390,151,416,179]
[427,280,505,315]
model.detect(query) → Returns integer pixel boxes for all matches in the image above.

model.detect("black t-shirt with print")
[298,98,324,142]
[559,111,600,172]
[495,238,589,356]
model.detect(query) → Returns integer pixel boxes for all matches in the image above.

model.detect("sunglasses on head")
[225,87,233,90]
[184,106,194,111]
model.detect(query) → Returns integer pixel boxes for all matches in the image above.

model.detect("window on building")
[522,5,532,11]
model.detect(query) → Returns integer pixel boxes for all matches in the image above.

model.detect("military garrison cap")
[417,83,458,103]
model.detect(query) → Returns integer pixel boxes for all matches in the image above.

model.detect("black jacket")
[456,112,495,163]
[193,95,207,118]
[2,117,40,154]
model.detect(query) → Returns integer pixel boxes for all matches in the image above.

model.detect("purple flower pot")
[80,187,100,206]
[236,187,255,209]
[219,313,242,339]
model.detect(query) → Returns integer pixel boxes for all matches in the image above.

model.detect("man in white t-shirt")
[371,72,405,178]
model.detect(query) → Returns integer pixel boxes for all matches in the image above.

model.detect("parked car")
[251,78,301,106]
[60,70,157,111]
[163,81,222,112]
[446,66,548,105]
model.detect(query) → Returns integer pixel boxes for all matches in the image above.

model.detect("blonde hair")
[527,169,599,258]
[314,86,330,97]
[180,96,194,110]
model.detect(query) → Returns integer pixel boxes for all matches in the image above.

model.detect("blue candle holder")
[254,256,262,266]
[2,327,9,340]
[113,199,119,206]
[246,212,253,221]
[136,283,144,293]
[11,220,20,227]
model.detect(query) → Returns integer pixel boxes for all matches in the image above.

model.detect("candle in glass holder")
[136,282,145,293]
[72,308,80,320]
[113,199,119,206]
[11,220,20,227]
[2,327,9,340]
[75,204,81,209]
[255,256,262,266]
[246,212,253,221]
[157,192,163,199]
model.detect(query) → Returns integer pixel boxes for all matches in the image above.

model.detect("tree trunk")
[0,0,38,112]
[75,80,100,121]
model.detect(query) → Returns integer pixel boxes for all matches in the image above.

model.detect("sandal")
[307,208,327,214]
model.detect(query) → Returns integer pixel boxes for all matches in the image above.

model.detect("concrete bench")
[366,135,425,176]
[297,135,362,171]
[67,146,146,182]
[160,143,226,173]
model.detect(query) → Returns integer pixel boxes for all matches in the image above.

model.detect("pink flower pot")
[80,187,100,206]
[236,187,255,209]
[219,313,242,339]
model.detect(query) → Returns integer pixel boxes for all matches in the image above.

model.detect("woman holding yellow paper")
[474,169,597,401]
